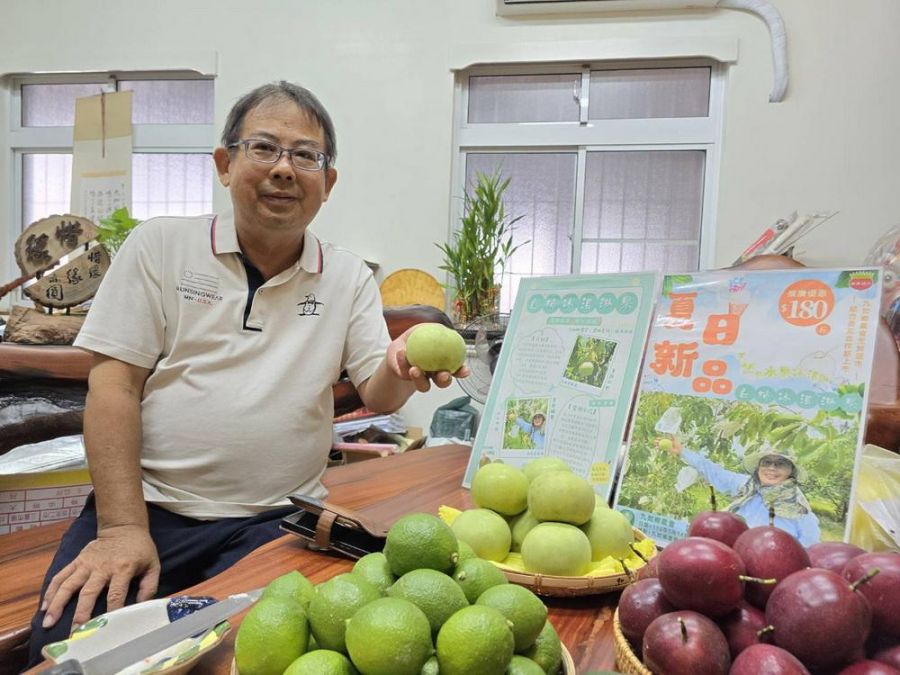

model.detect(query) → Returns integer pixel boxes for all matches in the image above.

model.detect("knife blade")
[39,588,264,675]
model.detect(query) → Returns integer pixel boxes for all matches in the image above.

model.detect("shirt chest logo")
[176,269,223,306]
[298,293,324,316]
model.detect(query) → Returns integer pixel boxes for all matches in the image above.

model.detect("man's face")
[757,455,793,486]
[214,98,337,237]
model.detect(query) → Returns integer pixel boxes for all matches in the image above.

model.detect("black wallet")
[280,494,388,560]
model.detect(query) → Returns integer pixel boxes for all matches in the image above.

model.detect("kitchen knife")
[39,587,264,675]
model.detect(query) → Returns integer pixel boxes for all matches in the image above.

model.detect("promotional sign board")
[614,268,882,546]
[464,273,657,501]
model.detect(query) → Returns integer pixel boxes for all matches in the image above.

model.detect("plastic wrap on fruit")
[850,444,900,551]
[864,224,900,344]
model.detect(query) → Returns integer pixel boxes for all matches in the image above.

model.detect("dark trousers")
[27,494,294,667]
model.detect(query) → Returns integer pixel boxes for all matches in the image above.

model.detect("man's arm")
[356,323,469,413]
[41,354,158,631]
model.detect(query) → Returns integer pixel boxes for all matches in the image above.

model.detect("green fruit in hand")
[580,508,634,561]
[658,438,673,451]
[527,471,595,525]
[521,523,592,576]
[472,463,529,516]
[405,324,466,373]
[577,361,595,377]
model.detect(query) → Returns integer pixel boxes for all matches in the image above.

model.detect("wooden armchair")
[0,304,453,456]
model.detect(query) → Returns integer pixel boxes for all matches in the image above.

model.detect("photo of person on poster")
[661,436,821,545]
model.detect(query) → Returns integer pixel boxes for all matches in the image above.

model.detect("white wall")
[2,0,899,429]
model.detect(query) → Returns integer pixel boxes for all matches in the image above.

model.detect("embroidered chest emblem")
[176,269,223,306]
[298,293,324,316]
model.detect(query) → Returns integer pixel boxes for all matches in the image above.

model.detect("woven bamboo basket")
[499,529,655,597]
[233,645,576,674]
[612,608,653,675]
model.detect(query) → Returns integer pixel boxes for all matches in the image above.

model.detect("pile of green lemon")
[234,512,563,675]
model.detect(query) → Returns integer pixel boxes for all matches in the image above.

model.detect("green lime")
[388,568,470,635]
[453,557,509,604]
[345,597,434,675]
[262,570,315,611]
[451,508,511,562]
[308,573,381,653]
[472,463,529,516]
[283,649,358,675]
[522,620,563,675]
[234,597,309,675]
[384,513,459,576]
[507,654,548,675]
[476,584,547,651]
[455,540,478,565]
[436,605,515,675]
[352,552,395,594]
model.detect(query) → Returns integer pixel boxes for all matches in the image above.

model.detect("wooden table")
[27,445,620,673]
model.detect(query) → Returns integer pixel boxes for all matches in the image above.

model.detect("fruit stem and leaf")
[678,616,688,644]
[709,485,718,512]
[739,576,778,586]
[768,505,776,527]
[850,567,881,592]
[436,169,527,324]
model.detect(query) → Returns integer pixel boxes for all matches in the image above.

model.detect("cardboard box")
[0,468,91,535]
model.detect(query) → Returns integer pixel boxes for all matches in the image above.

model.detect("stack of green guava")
[448,458,653,578]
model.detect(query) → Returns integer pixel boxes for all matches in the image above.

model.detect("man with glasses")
[28,81,466,663]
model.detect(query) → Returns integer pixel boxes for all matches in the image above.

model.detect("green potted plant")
[96,207,140,255]
[437,170,526,325]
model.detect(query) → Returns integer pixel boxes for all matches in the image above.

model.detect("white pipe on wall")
[717,0,789,102]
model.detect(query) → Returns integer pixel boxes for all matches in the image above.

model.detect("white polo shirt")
[74,213,389,519]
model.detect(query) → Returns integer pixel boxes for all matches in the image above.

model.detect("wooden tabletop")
[27,445,620,673]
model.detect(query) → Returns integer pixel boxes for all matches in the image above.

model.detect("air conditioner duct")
[496,0,788,102]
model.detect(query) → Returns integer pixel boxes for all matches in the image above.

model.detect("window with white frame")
[11,73,215,237]
[453,60,724,311]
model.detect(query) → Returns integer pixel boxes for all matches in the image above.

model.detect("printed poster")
[70,91,132,225]
[613,268,882,547]
[463,273,657,501]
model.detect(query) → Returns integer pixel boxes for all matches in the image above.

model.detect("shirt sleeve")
[514,418,534,433]
[341,263,390,387]
[794,511,821,546]
[73,220,166,368]
[680,448,749,496]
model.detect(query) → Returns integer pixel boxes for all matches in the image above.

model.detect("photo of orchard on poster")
[614,268,882,547]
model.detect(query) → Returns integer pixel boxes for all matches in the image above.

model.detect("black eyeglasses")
[228,139,328,171]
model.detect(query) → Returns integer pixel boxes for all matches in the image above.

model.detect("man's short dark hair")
[221,81,337,167]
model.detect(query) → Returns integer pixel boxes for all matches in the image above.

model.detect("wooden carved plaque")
[23,244,111,309]
[14,214,98,277]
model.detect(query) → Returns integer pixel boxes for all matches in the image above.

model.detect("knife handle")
[37,659,85,674]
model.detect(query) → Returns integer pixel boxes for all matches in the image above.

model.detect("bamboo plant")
[437,170,526,324]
